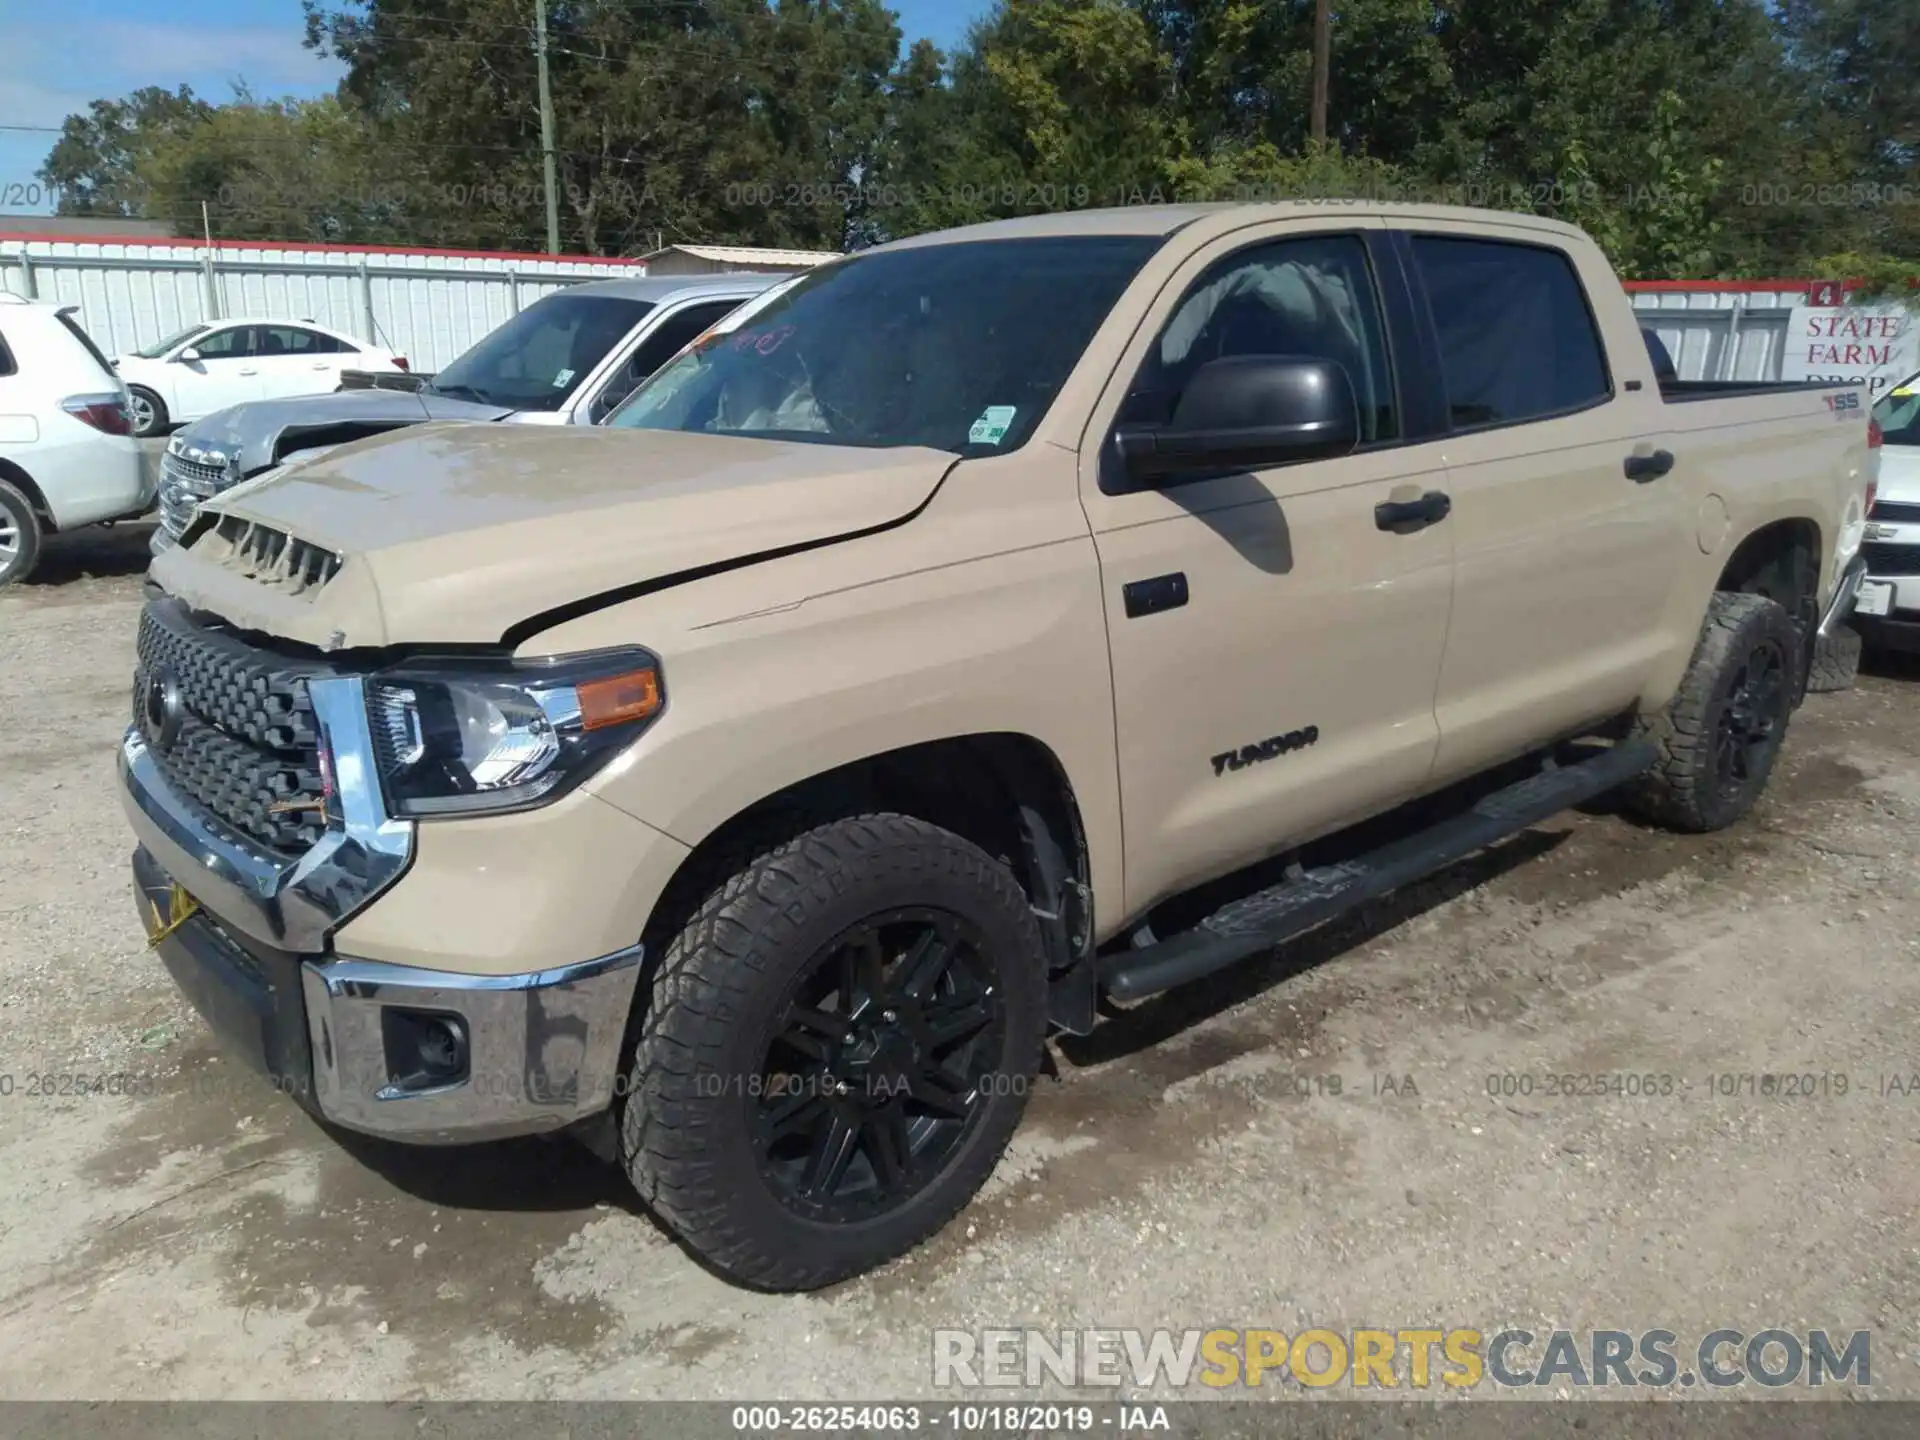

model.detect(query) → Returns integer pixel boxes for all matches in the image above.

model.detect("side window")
[592,300,741,419]
[1411,236,1610,429]
[0,326,18,378]
[1120,233,1399,443]
[259,326,331,356]
[285,327,352,354]
[192,326,250,359]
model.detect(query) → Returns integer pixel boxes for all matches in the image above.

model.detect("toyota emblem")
[141,665,185,753]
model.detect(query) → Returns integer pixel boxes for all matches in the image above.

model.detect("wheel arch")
[1716,516,1822,606]
[0,457,53,529]
[1715,516,1823,702]
[635,731,1100,1033]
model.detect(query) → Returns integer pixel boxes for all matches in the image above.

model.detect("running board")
[1099,740,1658,1003]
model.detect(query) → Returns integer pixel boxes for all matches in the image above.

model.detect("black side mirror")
[1113,355,1360,486]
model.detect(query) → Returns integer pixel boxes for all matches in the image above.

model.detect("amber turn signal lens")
[576,668,663,731]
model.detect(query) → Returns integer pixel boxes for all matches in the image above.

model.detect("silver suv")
[152,272,783,552]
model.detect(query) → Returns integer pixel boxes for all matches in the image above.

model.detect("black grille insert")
[134,600,333,852]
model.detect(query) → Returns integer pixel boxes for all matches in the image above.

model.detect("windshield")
[134,323,210,359]
[609,236,1163,453]
[1875,374,1920,447]
[427,293,653,411]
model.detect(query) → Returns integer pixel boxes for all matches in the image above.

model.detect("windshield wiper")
[423,381,492,404]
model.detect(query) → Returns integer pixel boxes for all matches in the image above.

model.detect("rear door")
[1081,223,1456,919]
[1399,226,1687,784]
[253,325,354,399]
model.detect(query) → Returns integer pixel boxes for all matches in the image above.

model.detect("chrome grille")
[158,447,236,539]
[134,599,332,852]
[195,515,343,597]
[1861,541,1920,578]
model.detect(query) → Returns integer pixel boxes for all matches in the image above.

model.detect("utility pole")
[1310,0,1331,145]
[535,0,561,254]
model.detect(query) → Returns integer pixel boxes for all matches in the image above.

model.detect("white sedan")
[113,318,407,437]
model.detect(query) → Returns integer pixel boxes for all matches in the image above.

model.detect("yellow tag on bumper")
[144,885,200,948]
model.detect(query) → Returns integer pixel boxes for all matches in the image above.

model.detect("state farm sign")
[1781,302,1919,396]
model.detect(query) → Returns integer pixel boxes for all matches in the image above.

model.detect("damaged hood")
[149,422,955,648]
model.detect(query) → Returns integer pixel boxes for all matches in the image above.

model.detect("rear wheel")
[620,813,1047,1290]
[0,480,43,587]
[1628,591,1798,833]
[128,386,167,438]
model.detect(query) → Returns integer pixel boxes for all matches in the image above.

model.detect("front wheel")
[1627,591,1799,833]
[620,813,1047,1290]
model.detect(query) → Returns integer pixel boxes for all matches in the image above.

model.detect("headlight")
[366,648,663,816]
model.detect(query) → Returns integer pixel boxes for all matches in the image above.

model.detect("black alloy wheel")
[1628,591,1800,833]
[754,908,1004,1222]
[1713,637,1787,791]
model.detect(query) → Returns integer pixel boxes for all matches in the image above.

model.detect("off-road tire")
[0,479,43,587]
[1627,592,1799,834]
[619,813,1048,1290]
[1806,624,1862,694]
[127,386,168,438]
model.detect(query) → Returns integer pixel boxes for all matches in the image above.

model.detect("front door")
[174,323,264,418]
[1081,226,1455,920]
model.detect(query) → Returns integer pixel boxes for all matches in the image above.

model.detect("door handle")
[1624,449,1675,482]
[238,367,258,376]
[1374,490,1452,532]
[1123,572,1189,618]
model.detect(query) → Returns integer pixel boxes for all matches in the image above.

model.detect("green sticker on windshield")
[968,405,1017,446]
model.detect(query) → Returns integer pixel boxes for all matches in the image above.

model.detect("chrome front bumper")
[122,713,643,1144]
[300,947,643,1144]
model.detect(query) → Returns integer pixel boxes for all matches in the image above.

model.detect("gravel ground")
[2,542,1919,1403]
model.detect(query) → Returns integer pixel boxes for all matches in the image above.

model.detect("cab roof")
[877,200,1591,249]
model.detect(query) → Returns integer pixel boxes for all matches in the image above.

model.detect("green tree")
[38,85,214,217]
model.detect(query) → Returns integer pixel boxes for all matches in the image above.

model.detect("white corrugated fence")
[0,234,647,372]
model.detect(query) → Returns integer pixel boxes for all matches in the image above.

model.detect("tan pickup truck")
[121,203,1878,1290]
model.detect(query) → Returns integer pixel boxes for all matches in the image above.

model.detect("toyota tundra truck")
[120,203,1878,1291]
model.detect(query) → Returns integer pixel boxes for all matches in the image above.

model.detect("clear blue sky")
[0,0,995,216]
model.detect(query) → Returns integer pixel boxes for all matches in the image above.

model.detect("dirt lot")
[2,530,1918,1402]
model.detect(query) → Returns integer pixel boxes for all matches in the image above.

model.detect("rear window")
[54,310,120,381]
[1412,236,1611,429]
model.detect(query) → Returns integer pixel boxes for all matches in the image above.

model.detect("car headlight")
[366,648,663,816]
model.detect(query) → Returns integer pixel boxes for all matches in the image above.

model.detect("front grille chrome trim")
[119,674,414,954]
[158,445,238,540]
